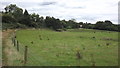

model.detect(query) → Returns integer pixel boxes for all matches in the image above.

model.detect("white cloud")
[1,0,119,24]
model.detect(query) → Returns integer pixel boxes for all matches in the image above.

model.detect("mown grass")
[16,29,118,66]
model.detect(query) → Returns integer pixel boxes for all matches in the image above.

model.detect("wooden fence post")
[24,46,28,65]
[14,38,16,46]
[16,40,19,51]
[5,28,7,31]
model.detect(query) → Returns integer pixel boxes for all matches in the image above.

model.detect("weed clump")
[31,41,33,44]
[76,50,82,59]
[47,37,49,40]
[92,36,96,39]
[83,47,85,50]
[39,35,42,40]
[98,44,100,47]
[106,43,110,46]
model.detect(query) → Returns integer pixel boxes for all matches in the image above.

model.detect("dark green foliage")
[45,16,63,30]
[106,43,110,46]
[82,23,94,29]
[66,19,79,29]
[98,44,100,47]
[19,9,32,27]
[4,4,23,22]
[30,13,44,28]
[82,20,119,32]
[31,41,33,44]
[2,14,16,23]
[92,36,95,39]
[2,4,119,32]
[94,20,119,31]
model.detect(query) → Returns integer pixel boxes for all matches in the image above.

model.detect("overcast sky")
[0,0,119,24]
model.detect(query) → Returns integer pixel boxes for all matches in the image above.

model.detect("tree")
[30,13,39,22]
[79,22,83,25]
[104,20,113,25]
[30,13,44,28]
[94,20,115,31]
[94,21,105,30]
[45,16,62,30]
[39,16,45,28]
[24,9,29,16]
[4,4,23,23]
[19,9,32,27]
[4,4,17,13]
[2,4,119,32]
[2,13,16,23]
[61,20,67,28]
[66,19,79,29]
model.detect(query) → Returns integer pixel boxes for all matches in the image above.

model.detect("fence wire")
[11,32,93,66]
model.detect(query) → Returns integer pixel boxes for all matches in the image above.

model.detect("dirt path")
[2,29,15,66]
[2,29,23,66]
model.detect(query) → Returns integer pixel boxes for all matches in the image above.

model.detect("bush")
[2,14,16,23]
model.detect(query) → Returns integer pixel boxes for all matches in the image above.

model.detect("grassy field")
[15,29,118,66]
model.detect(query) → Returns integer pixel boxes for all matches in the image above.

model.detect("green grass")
[16,29,118,66]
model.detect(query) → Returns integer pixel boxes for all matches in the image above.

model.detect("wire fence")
[11,31,96,66]
[11,32,28,66]
[11,32,43,66]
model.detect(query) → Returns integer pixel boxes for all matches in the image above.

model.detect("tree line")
[1,4,120,32]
